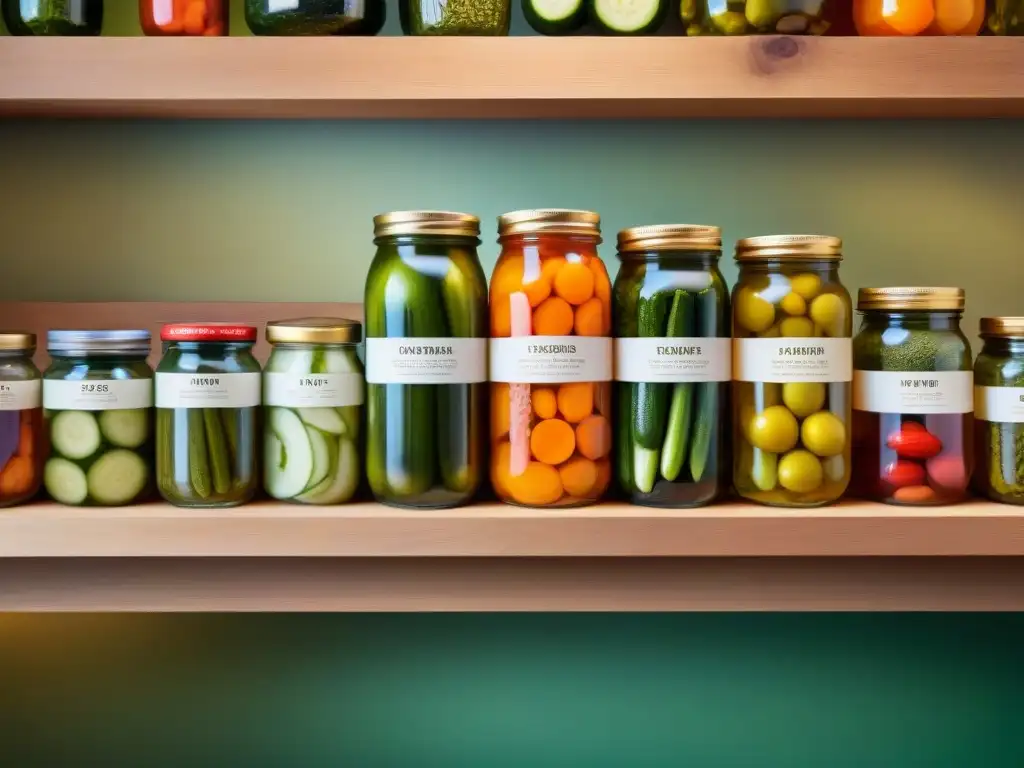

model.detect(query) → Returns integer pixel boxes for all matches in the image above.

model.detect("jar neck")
[982,337,1024,356]
[738,259,839,278]
[165,342,254,354]
[0,349,33,360]
[51,353,148,364]
[860,309,963,332]
[271,342,352,350]
[501,233,601,249]
[377,234,481,248]
[622,250,721,269]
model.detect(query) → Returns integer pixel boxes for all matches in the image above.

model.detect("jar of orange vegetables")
[140,0,228,36]
[490,209,613,508]
[853,0,983,35]
[0,332,43,508]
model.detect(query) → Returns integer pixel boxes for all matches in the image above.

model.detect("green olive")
[711,10,749,34]
[735,286,775,334]
[749,405,799,453]
[801,411,846,457]
[780,292,807,316]
[744,0,777,28]
[782,382,826,418]
[809,293,847,337]
[789,273,821,300]
[680,0,698,22]
[778,450,823,493]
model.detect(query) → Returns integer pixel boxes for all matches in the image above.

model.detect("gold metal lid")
[0,331,35,351]
[266,317,362,345]
[617,224,721,254]
[373,211,480,239]
[857,287,965,312]
[735,234,842,261]
[497,209,601,240]
[980,317,1024,338]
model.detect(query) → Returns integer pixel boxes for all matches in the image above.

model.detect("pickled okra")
[974,317,1024,505]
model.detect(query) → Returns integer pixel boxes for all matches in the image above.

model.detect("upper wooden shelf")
[1,37,1023,119]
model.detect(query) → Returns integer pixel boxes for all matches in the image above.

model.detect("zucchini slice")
[592,0,666,34]
[51,411,102,460]
[524,0,586,33]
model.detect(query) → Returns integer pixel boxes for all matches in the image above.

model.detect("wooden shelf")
[1,37,1023,119]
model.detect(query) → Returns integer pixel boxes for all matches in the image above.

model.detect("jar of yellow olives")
[732,235,852,507]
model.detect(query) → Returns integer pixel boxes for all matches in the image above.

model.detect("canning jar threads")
[489,209,613,508]
[140,0,228,35]
[613,224,730,507]
[732,235,852,507]
[264,318,364,505]
[43,330,154,507]
[973,317,1024,504]
[0,332,43,507]
[851,288,973,506]
[365,211,488,509]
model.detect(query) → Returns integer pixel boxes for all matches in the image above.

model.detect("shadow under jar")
[690,0,833,35]
[140,0,227,35]
[973,317,1024,504]
[732,235,852,507]
[156,323,261,508]
[851,288,973,506]
[43,330,154,507]
[2,0,102,35]
[245,0,386,35]
[0,332,43,508]
[613,225,730,508]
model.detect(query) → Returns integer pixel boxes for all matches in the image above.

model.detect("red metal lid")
[160,323,258,343]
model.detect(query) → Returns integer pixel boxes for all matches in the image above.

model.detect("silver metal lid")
[47,330,152,356]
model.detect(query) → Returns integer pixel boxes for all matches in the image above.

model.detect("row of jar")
[5,0,1022,37]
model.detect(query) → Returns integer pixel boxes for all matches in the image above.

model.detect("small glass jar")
[245,0,386,35]
[0,332,43,508]
[854,0,983,35]
[155,323,261,508]
[365,212,488,509]
[400,0,510,34]
[732,235,852,507]
[988,0,1024,33]
[264,318,364,505]
[973,317,1024,504]
[42,330,153,507]
[490,209,613,508]
[2,0,103,35]
[851,288,972,506]
[613,225,730,508]
[692,0,833,35]
[140,0,227,35]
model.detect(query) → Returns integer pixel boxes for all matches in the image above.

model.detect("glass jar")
[401,0,510,34]
[42,331,153,507]
[853,0,983,34]
[973,317,1024,504]
[155,323,261,508]
[613,225,730,508]
[988,0,1024,33]
[732,235,852,507]
[851,288,972,506]
[490,209,613,508]
[245,0,386,35]
[140,0,227,35]
[365,212,488,509]
[691,0,833,35]
[2,0,102,34]
[264,318,363,505]
[0,332,43,508]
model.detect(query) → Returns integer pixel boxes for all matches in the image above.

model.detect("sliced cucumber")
[99,408,150,449]
[87,449,148,506]
[524,0,586,33]
[324,348,361,374]
[51,410,102,460]
[592,0,666,34]
[297,407,346,436]
[45,458,89,506]
[265,348,315,374]
[265,407,314,500]
[338,405,360,438]
[304,425,333,493]
[298,437,359,505]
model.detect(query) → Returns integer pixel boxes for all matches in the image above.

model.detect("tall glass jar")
[245,0,385,34]
[613,225,730,508]
[851,288,972,506]
[973,317,1024,504]
[365,212,488,509]
[691,0,833,34]
[0,332,43,508]
[401,0,510,34]
[732,235,852,507]
[853,0,983,34]
[140,0,227,35]
[42,331,153,507]
[155,323,261,508]
[490,209,613,508]
[2,0,102,34]
[988,0,1024,33]
[264,318,364,505]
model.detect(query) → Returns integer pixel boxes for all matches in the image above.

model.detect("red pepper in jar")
[886,422,942,460]
[883,459,926,489]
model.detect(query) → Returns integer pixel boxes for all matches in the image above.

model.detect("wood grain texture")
[1,500,1024,558]
[1,37,1023,119]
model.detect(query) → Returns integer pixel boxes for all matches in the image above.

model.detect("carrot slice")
[559,456,598,497]
[553,261,595,306]
[530,419,576,465]
[589,257,612,332]
[557,382,594,424]
[507,461,564,506]
[593,457,612,494]
[575,414,611,460]
[574,297,604,337]
[928,0,982,33]
[183,0,207,34]
[883,0,935,35]
[521,247,550,307]
[491,383,511,439]
[491,254,524,300]
[491,295,512,337]
[0,455,34,497]
[532,387,557,419]
[532,297,574,336]
[16,422,34,457]
[491,441,512,500]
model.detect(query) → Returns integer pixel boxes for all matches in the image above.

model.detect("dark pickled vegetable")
[3,0,103,35]
[245,0,384,35]
[401,0,510,34]
[974,329,1024,504]
[988,0,1024,34]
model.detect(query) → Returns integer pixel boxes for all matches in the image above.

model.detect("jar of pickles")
[140,0,227,35]
[264,318,363,505]
[2,0,103,34]
[613,225,730,508]
[490,209,613,508]
[155,323,261,508]
[732,235,852,507]
[0,332,42,508]
[853,0,983,35]
[245,0,385,34]
[400,0,510,34]
[988,0,1024,33]
[365,212,488,509]
[851,288,972,506]
[42,330,153,507]
[973,317,1024,504]
[691,0,834,35]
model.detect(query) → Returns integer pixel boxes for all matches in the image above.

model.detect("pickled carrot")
[491,441,512,499]
[928,0,982,33]
[206,0,223,22]
[532,297,574,336]
[492,383,511,439]
[883,0,935,35]
[531,387,557,419]
[507,462,563,506]
[0,455,34,497]
[203,23,225,35]
[491,299,512,337]
[575,414,611,460]
[573,297,604,337]
[491,254,524,299]
[184,1,207,34]
[530,419,576,465]
[593,457,612,494]
[16,422,33,457]
[557,382,594,424]
[553,262,595,306]
[589,257,612,332]
[559,456,598,498]
[508,291,532,477]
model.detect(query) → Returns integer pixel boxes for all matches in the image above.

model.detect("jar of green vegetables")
[974,317,1024,504]
[400,0,510,34]
[690,0,833,34]
[264,318,363,505]
[2,0,103,35]
[245,0,385,35]
[155,323,261,508]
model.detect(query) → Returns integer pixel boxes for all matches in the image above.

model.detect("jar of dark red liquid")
[851,287,973,505]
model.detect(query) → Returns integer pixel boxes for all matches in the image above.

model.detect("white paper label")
[155,372,261,409]
[489,337,612,384]
[615,337,731,383]
[0,380,41,411]
[264,373,364,407]
[365,338,485,385]
[733,338,852,383]
[975,386,1024,422]
[44,379,152,411]
[853,370,973,414]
